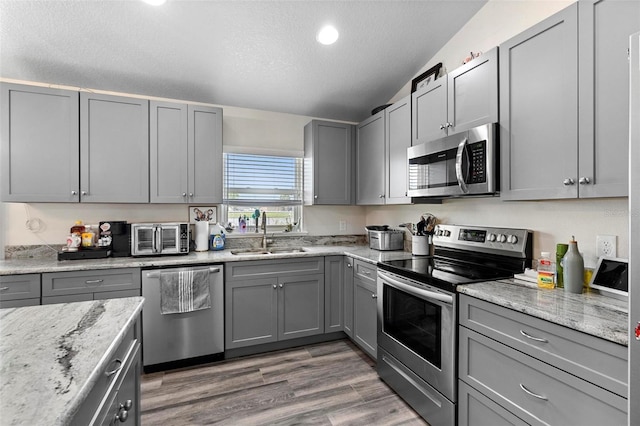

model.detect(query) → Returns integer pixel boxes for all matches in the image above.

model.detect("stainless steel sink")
[230,247,306,255]
[268,247,306,254]
[230,248,270,255]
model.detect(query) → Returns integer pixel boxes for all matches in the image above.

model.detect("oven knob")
[487,233,496,242]
[444,230,451,237]
[507,235,518,244]
[497,234,507,243]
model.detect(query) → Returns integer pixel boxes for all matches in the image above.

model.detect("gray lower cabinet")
[72,318,141,426]
[501,0,636,200]
[324,256,345,333]
[150,101,223,203]
[352,259,377,359]
[80,92,149,203]
[1,83,80,202]
[304,120,355,205]
[0,274,41,308]
[225,257,325,349]
[458,294,627,425]
[41,268,141,305]
[412,48,498,146]
[343,257,354,338]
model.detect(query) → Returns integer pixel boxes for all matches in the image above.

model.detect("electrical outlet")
[596,235,617,258]
[339,220,347,231]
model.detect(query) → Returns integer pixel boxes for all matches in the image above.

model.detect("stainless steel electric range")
[376,224,533,426]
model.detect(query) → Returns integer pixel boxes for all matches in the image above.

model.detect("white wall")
[376,0,628,263]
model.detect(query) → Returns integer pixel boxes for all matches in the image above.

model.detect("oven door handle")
[378,272,453,305]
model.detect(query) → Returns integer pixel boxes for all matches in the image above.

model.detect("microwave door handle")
[455,138,470,193]
[154,226,161,253]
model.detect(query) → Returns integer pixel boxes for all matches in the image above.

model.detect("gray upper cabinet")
[1,83,80,202]
[500,4,578,201]
[412,77,448,145]
[447,47,498,134]
[304,120,354,205]
[501,1,635,201]
[356,95,412,206]
[385,95,411,204]
[577,0,639,198]
[80,92,149,203]
[150,101,223,203]
[356,111,386,205]
[412,48,498,146]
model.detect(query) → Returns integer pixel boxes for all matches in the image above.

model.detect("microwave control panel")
[468,141,486,184]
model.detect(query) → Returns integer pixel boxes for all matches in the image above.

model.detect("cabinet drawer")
[0,274,40,301]
[459,326,627,426]
[459,294,627,397]
[458,380,528,426]
[353,259,376,284]
[226,257,323,281]
[42,268,141,297]
[71,319,140,426]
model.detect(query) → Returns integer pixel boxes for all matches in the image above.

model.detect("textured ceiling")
[0,0,487,122]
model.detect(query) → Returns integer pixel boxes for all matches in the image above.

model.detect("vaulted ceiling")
[0,0,487,122]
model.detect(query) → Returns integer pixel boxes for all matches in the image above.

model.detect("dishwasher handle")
[145,266,221,279]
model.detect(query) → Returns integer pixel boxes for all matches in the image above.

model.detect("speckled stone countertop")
[0,245,413,275]
[0,296,144,425]
[458,278,629,346]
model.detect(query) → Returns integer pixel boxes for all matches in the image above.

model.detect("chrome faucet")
[261,211,268,249]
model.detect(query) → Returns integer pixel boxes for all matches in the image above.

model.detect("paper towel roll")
[195,221,210,252]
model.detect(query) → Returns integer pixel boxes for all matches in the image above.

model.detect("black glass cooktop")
[378,255,518,293]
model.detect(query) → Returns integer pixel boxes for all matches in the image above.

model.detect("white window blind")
[223,153,303,206]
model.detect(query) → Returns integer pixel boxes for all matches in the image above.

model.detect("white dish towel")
[160,270,211,315]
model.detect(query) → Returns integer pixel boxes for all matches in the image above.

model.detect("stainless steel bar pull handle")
[146,266,220,279]
[520,383,548,400]
[520,329,548,343]
[85,279,104,285]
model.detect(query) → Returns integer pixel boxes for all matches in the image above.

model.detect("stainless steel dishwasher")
[142,264,224,371]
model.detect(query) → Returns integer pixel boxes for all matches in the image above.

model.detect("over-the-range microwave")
[407,123,498,198]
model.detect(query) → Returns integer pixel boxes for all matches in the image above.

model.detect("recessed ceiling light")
[142,0,166,5]
[316,25,339,45]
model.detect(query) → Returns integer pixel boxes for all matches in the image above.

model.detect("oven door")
[157,224,183,254]
[131,224,156,256]
[377,269,456,402]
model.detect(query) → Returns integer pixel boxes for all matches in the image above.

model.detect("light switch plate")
[189,206,217,224]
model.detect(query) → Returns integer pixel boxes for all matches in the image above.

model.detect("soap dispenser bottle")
[563,236,584,294]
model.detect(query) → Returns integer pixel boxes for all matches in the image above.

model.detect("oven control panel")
[432,224,532,258]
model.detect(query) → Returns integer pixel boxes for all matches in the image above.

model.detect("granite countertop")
[0,245,413,275]
[458,278,629,346]
[0,296,145,425]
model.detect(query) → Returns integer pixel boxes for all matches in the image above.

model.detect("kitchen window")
[223,153,303,232]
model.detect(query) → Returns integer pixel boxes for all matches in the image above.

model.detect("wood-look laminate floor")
[141,339,428,425]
